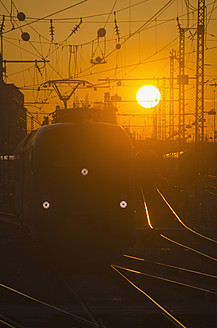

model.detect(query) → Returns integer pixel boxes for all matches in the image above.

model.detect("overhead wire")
[78,0,176,77]
[19,39,26,86]
[80,56,170,81]
[104,0,118,28]
[184,0,197,11]
[0,0,149,22]
[3,0,88,34]
[206,0,217,28]
[1,0,151,76]
[94,1,216,83]
[3,0,217,112]
[4,5,197,70]
[0,0,46,60]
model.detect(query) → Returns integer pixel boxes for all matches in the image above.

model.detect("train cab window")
[34,124,134,187]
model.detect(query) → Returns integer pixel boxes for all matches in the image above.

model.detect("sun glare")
[136,85,161,108]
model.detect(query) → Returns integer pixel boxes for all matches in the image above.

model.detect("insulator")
[71,17,82,35]
[114,12,120,41]
[49,19,55,41]
[0,15,5,34]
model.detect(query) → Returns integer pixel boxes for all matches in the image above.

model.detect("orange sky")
[1,0,217,139]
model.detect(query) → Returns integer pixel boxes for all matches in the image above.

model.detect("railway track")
[47,183,217,328]
[123,254,217,294]
[141,185,217,262]
[0,217,106,328]
[1,184,217,327]
[122,184,217,327]
[0,212,19,226]
[0,280,99,328]
[0,210,183,328]
[52,257,189,328]
[111,260,217,328]
[158,173,217,234]
[204,174,217,197]
[0,314,26,328]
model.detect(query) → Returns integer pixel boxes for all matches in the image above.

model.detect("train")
[14,122,139,256]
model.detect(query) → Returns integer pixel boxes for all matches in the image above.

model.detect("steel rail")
[123,254,217,279]
[36,246,106,328]
[140,187,154,229]
[0,282,99,328]
[142,187,217,263]
[113,264,217,295]
[207,175,217,181]
[0,320,17,328]
[52,268,105,328]
[0,315,26,328]
[0,213,20,226]
[0,212,15,217]
[206,190,217,197]
[156,188,217,244]
[204,184,217,190]
[111,264,188,328]
[204,184,217,197]
[160,234,217,263]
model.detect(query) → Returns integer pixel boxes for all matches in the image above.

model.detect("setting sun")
[136,85,161,108]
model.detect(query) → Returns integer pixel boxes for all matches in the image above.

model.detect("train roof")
[17,122,133,151]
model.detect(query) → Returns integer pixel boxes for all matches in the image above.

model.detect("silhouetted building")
[0,82,27,154]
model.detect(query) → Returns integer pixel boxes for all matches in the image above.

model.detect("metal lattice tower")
[169,50,176,139]
[195,0,205,142]
[31,116,34,132]
[161,77,166,140]
[176,15,189,141]
[157,79,162,139]
[157,102,162,139]
[178,27,185,140]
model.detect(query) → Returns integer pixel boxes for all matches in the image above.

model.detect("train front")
[33,123,136,253]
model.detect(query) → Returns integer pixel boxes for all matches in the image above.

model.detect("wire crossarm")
[41,79,96,109]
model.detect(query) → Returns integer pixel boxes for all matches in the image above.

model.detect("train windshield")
[33,124,135,214]
[34,124,134,205]
[36,124,133,170]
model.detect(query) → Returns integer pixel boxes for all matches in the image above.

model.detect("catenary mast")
[195,0,205,142]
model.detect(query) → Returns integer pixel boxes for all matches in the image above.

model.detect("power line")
[104,0,118,28]
[3,0,88,34]
[77,0,176,77]
[0,0,149,22]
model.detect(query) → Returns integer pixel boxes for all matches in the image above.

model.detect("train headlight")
[81,168,89,176]
[120,200,128,209]
[42,201,50,209]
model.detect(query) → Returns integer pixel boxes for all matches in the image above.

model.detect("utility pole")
[177,18,189,141]
[169,49,177,139]
[157,79,162,140]
[195,0,205,142]
[161,77,166,140]
[178,26,185,140]
[0,15,5,84]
